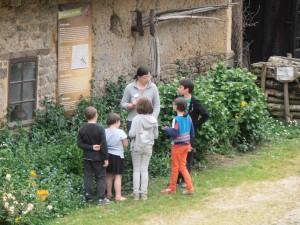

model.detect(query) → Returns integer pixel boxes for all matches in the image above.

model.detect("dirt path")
[143,176,300,225]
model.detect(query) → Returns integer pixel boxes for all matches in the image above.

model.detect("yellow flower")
[29,170,37,178]
[31,181,37,187]
[36,189,49,201]
[240,101,247,108]
[15,216,22,224]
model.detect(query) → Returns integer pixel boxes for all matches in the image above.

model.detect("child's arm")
[194,99,209,128]
[154,124,159,139]
[164,118,179,138]
[77,130,94,151]
[122,139,129,148]
[190,117,195,140]
[128,119,137,138]
[99,128,109,161]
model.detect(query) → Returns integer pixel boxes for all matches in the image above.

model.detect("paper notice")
[71,44,88,69]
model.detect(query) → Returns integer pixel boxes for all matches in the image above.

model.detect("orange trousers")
[169,144,194,192]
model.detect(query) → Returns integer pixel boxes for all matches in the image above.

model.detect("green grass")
[47,138,300,225]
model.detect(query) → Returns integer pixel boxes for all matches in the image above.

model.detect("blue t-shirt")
[105,128,127,158]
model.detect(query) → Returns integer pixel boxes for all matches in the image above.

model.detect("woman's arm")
[121,85,131,110]
[152,84,160,118]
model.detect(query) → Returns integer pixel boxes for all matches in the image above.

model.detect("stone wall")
[0,60,8,120]
[92,0,233,95]
[0,0,233,121]
[0,3,58,121]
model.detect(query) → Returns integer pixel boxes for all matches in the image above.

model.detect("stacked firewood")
[251,56,300,121]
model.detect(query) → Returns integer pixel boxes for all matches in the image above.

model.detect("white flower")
[22,210,28,215]
[5,174,11,181]
[13,201,19,205]
[7,193,13,199]
[2,195,7,201]
[4,202,9,209]
[47,205,53,210]
[9,206,15,214]
[27,203,34,212]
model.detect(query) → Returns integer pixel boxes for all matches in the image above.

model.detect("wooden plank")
[260,64,267,93]
[284,82,291,121]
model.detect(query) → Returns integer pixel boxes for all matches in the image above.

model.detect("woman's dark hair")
[134,66,150,79]
[174,97,187,112]
[106,112,121,126]
[137,97,153,114]
[179,79,194,94]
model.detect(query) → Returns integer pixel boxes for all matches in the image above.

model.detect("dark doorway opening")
[244,0,297,63]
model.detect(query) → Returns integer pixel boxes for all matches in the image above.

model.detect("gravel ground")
[143,176,300,225]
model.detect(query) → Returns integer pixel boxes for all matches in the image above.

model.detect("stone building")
[0,0,238,124]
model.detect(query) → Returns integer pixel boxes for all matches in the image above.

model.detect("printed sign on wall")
[58,5,92,112]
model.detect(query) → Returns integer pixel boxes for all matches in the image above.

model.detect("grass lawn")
[47,137,300,225]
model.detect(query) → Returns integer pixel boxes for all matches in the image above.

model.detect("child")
[177,79,209,186]
[105,112,128,201]
[77,106,110,205]
[129,97,159,200]
[161,97,195,194]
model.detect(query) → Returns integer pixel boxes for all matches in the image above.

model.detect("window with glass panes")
[8,58,37,122]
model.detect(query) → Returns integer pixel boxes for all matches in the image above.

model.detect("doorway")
[244,0,298,63]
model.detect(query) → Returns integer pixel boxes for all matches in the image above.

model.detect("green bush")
[157,63,269,156]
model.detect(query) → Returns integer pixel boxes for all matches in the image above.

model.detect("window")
[8,58,37,123]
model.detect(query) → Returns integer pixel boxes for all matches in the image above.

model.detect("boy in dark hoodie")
[77,106,110,205]
[177,79,209,186]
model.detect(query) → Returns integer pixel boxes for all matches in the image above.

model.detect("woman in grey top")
[121,66,160,131]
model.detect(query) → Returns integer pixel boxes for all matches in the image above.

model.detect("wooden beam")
[260,64,267,93]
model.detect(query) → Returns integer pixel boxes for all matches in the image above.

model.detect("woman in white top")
[121,66,160,131]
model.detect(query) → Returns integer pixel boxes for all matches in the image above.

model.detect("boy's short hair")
[85,106,97,120]
[179,79,194,94]
[174,97,187,112]
[137,97,153,114]
[106,112,120,126]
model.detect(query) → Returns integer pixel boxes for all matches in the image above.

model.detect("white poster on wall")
[71,44,89,69]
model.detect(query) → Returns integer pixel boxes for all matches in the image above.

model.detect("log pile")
[251,56,300,121]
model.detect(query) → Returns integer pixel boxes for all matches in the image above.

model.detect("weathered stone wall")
[92,0,233,95]
[0,3,58,120]
[0,60,8,120]
[0,0,233,120]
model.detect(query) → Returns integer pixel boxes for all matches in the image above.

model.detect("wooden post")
[283,54,292,122]
[283,82,290,122]
[260,64,267,93]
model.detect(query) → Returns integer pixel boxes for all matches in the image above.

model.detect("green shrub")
[157,63,269,156]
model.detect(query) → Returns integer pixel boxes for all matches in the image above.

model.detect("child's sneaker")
[161,188,175,194]
[98,198,111,205]
[141,194,148,200]
[133,193,140,201]
[115,196,127,201]
[81,196,93,204]
[182,190,194,195]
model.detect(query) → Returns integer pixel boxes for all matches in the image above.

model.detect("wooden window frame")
[7,57,37,126]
